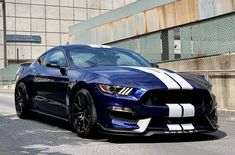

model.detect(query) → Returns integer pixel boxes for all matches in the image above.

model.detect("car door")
[33,49,69,118]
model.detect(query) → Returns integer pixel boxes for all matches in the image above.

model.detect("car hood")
[78,66,211,90]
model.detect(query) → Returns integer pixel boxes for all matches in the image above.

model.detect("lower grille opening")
[109,114,139,123]
[150,116,208,125]
[107,109,143,123]
[148,116,212,131]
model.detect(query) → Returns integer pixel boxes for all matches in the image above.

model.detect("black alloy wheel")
[72,88,97,138]
[15,82,31,119]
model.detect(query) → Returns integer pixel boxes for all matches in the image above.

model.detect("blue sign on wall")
[6,34,41,43]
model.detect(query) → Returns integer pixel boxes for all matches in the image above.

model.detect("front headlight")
[99,84,134,96]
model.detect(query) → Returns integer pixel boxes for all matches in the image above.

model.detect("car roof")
[55,44,128,52]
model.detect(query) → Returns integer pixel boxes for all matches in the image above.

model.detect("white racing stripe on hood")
[129,67,181,89]
[151,68,193,90]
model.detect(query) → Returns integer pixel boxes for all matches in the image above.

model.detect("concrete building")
[69,0,235,111]
[69,0,235,63]
[0,0,136,68]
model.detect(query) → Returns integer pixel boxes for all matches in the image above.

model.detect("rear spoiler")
[16,62,33,80]
[20,62,32,67]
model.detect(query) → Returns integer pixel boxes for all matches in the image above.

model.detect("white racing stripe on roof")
[101,45,111,48]
[129,67,181,89]
[87,44,101,48]
[87,44,112,48]
[151,68,193,90]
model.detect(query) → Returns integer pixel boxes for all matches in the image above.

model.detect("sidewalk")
[0,89,14,93]
[218,109,235,120]
[0,84,15,93]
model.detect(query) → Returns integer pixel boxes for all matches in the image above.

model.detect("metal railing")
[109,13,235,64]
[0,64,19,86]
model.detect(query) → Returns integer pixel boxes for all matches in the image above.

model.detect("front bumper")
[98,113,218,136]
[94,88,218,136]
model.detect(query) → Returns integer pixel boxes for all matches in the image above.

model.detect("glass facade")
[0,0,136,68]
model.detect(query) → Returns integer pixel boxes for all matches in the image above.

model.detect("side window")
[44,50,67,67]
[38,55,46,66]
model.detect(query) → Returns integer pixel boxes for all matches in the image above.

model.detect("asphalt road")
[0,92,235,155]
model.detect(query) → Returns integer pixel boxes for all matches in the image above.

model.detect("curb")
[218,109,235,119]
[0,89,14,93]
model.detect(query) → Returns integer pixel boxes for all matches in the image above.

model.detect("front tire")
[71,88,97,138]
[15,82,31,119]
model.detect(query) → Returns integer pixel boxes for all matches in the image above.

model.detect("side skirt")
[30,109,70,122]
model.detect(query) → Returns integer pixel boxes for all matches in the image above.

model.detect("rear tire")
[71,88,97,138]
[15,82,31,119]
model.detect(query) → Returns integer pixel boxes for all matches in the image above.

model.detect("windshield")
[68,48,152,67]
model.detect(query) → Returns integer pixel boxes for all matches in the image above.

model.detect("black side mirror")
[46,62,60,68]
[46,61,67,76]
[151,63,159,68]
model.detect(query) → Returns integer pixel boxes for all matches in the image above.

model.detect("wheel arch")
[67,81,97,122]
[15,76,34,98]
[15,78,27,95]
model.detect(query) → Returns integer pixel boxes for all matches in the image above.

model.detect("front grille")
[142,89,212,106]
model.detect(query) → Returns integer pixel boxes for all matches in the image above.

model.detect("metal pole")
[16,48,19,64]
[1,0,7,68]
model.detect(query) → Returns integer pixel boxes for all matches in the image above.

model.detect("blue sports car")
[15,44,218,138]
